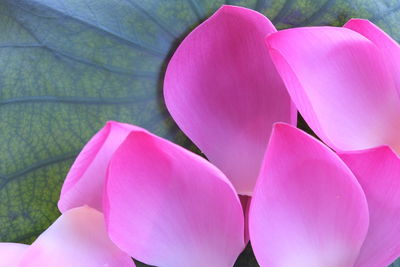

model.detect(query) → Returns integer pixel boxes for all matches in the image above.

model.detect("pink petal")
[58,121,143,212]
[340,147,400,267]
[19,206,134,267]
[104,131,245,266]
[0,243,28,266]
[344,19,400,94]
[249,123,369,267]
[164,5,296,195]
[266,27,400,152]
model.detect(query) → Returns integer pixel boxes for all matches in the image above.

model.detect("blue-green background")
[1,0,399,265]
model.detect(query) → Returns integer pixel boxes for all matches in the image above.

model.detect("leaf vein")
[0,95,154,106]
[8,0,167,57]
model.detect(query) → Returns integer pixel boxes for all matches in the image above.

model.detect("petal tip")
[272,122,294,131]
[270,122,298,140]
[344,18,372,28]
[105,120,118,126]
[217,4,257,14]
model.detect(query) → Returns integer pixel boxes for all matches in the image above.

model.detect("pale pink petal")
[164,5,296,195]
[266,27,400,152]
[345,19,400,94]
[0,243,28,266]
[104,131,245,266]
[249,123,369,267]
[19,206,134,267]
[58,121,143,212]
[340,147,400,267]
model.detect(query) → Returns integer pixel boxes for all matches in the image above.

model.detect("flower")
[250,123,400,267]
[104,128,246,266]
[57,121,144,213]
[265,19,400,153]
[3,5,400,267]
[259,18,400,266]
[58,120,247,266]
[49,5,296,265]
[4,122,400,266]
[164,5,296,195]
[1,206,134,266]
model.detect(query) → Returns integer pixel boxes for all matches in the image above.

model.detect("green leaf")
[391,259,400,267]
[1,0,400,265]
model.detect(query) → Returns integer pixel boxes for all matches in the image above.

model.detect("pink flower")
[250,123,400,267]
[254,21,400,266]
[265,19,400,153]
[3,5,400,267]
[58,121,144,213]
[59,120,247,266]
[50,5,295,265]
[1,206,134,266]
[3,122,400,266]
[104,128,246,266]
[57,5,294,213]
[164,5,296,195]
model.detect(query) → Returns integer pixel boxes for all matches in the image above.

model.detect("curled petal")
[249,123,369,267]
[105,131,245,266]
[0,243,28,266]
[58,121,143,212]
[19,206,134,267]
[164,5,296,195]
[345,19,400,94]
[266,27,400,152]
[340,147,400,267]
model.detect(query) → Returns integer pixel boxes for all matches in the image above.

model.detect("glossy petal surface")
[250,123,369,267]
[341,147,400,267]
[58,121,143,212]
[266,27,400,152]
[164,5,295,195]
[345,19,400,94]
[105,131,245,267]
[19,206,134,267]
[0,243,28,266]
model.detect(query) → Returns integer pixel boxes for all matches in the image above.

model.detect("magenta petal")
[345,19,400,94]
[266,27,400,152]
[340,147,400,267]
[104,131,245,266]
[58,121,143,212]
[249,123,369,267]
[0,243,28,266]
[19,206,134,267]
[164,5,296,195]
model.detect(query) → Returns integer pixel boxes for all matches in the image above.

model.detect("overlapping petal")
[0,243,28,266]
[19,206,134,267]
[58,121,143,212]
[345,19,400,94]
[164,5,296,195]
[249,123,369,267]
[104,131,245,267]
[266,26,400,152]
[340,147,400,267]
